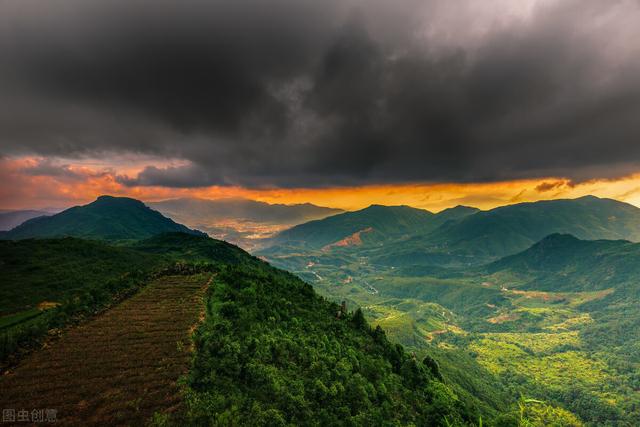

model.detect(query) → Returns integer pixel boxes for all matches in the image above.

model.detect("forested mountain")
[268,204,476,250]
[264,196,640,269]
[424,196,640,259]
[487,233,640,292]
[0,196,204,241]
[0,232,486,425]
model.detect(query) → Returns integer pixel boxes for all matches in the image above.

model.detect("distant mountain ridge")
[149,197,342,225]
[0,210,52,231]
[1,196,204,241]
[425,196,640,258]
[262,196,640,267]
[269,204,443,249]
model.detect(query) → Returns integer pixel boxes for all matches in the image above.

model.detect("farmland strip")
[0,274,211,426]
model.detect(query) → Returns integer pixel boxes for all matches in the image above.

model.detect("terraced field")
[0,274,211,426]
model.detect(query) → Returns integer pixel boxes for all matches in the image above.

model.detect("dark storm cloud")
[116,164,225,188]
[1,0,640,187]
[20,158,109,181]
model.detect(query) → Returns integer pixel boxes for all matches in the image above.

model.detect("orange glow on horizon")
[3,156,640,212]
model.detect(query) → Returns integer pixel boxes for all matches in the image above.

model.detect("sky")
[1,0,640,211]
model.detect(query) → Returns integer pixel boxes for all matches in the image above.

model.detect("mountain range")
[261,195,640,267]
[487,232,640,294]
[148,197,342,226]
[3,193,640,424]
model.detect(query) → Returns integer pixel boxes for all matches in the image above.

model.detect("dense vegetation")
[184,264,475,426]
[0,238,164,315]
[263,227,640,425]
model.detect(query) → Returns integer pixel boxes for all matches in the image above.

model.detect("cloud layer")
[1,0,640,187]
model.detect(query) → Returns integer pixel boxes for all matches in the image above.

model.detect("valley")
[258,197,640,425]
[3,194,640,425]
[265,256,639,424]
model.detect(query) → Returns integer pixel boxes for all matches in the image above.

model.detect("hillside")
[268,205,440,250]
[0,274,210,425]
[1,196,204,241]
[487,233,640,295]
[0,232,489,425]
[263,196,640,268]
[427,196,640,259]
[183,264,480,425]
[360,196,640,267]
[257,196,640,425]
[0,237,164,316]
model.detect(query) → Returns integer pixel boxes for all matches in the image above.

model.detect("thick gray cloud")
[1,0,640,187]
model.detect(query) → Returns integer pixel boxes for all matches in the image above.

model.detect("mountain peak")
[439,205,479,214]
[2,196,203,241]
[537,233,580,245]
[94,195,145,205]
[575,195,600,201]
[361,204,429,213]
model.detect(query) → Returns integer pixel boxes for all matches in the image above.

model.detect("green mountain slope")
[256,196,640,425]
[1,195,204,241]
[130,232,256,266]
[268,205,437,249]
[487,233,640,293]
[364,196,640,267]
[0,233,264,316]
[265,204,482,253]
[475,233,640,423]
[0,237,164,316]
[185,264,478,426]
[1,232,487,425]
[428,196,640,258]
